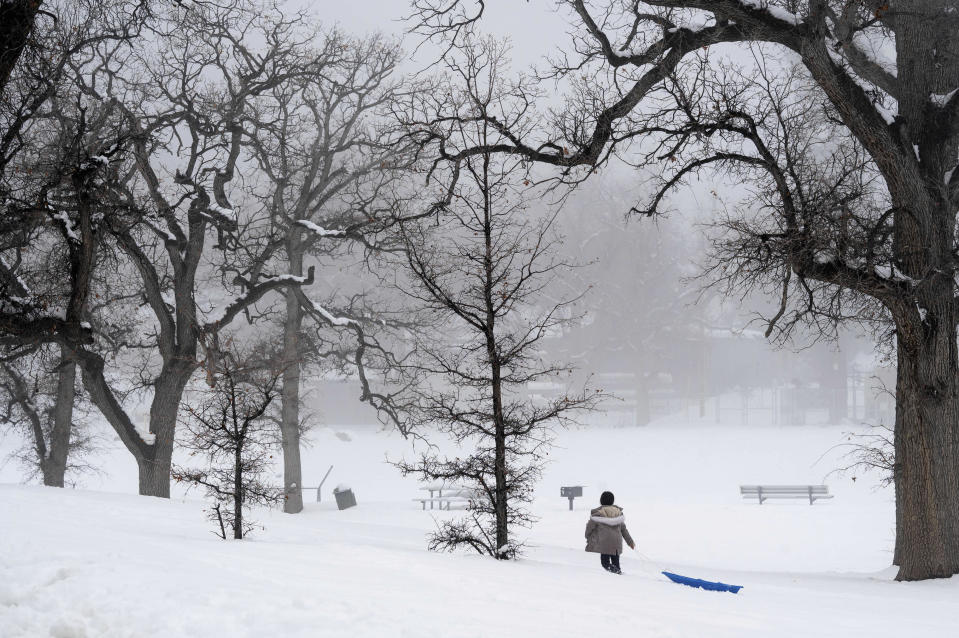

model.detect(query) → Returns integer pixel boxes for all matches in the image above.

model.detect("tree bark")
[234,441,243,539]
[42,344,77,487]
[887,2,959,574]
[491,364,508,556]
[279,241,305,514]
[820,1,959,580]
[892,304,959,580]
[136,454,170,498]
[138,370,190,498]
[138,394,176,498]
[481,150,509,557]
[280,286,305,514]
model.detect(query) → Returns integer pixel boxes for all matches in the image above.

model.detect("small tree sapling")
[392,38,600,559]
[172,348,283,540]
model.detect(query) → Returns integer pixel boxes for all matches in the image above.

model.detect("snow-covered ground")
[2,416,958,637]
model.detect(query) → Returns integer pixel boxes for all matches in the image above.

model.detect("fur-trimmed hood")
[590,505,624,525]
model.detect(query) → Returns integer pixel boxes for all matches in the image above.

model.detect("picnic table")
[414,484,480,510]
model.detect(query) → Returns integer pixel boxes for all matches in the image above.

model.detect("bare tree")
[0,345,97,486]
[393,39,599,558]
[1,100,161,491]
[173,345,283,540]
[0,0,147,354]
[245,29,409,513]
[407,0,959,581]
[0,2,157,494]
[60,1,325,497]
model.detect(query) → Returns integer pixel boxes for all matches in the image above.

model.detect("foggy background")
[0,0,893,485]
[273,1,892,432]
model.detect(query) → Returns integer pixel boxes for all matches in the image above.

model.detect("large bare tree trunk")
[42,344,77,487]
[136,454,171,498]
[138,371,190,498]
[888,10,959,573]
[140,401,177,498]
[484,163,509,556]
[234,442,243,539]
[492,376,508,555]
[78,350,174,498]
[884,1,959,581]
[280,285,305,514]
[892,296,959,580]
[278,238,305,514]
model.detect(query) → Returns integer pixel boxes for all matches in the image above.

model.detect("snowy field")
[2,415,958,637]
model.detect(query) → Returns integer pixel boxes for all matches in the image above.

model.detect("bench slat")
[740,484,832,505]
[740,490,829,496]
[739,485,829,492]
[741,496,832,499]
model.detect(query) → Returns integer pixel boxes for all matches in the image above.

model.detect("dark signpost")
[561,486,583,510]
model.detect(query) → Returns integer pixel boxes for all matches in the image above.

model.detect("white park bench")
[414,484,481,510]
[740,484,834,505]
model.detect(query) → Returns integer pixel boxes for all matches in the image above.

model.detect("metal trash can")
[333,485,357,510]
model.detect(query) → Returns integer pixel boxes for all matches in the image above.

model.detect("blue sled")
[662,571,743,594]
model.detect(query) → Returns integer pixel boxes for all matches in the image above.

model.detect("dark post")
[560,486,584,510]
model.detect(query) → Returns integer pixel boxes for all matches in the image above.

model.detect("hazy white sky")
[305,2,780,232]
[311,0,568,70]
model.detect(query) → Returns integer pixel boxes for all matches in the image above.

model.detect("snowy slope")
[2,420,958,637]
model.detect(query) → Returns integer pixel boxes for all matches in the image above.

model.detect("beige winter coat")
[585,505,635,555]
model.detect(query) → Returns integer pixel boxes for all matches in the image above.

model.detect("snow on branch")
[296,220,347,238]
[207,202,235,219]
[824,51,898,124]
[812,251,916,286]
[872,263,916,285]
[932,87,959,107]
[51,210,80,242]
[134,424,156,445]
[0,255,31,297]
[203,267,315,330]
[304,297,356,327]
[738,0,802,26]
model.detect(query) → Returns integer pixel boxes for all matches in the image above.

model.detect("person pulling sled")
[585,491,635,574]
